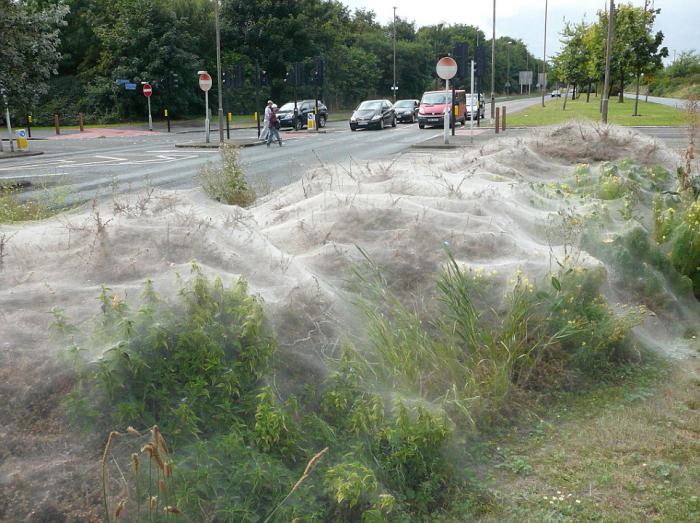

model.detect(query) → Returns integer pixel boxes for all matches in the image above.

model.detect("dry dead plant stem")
[262,447,329,523]
[0,232,16,270]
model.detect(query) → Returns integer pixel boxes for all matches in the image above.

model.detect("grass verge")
[507,96,688,127]
[475,361,700,522]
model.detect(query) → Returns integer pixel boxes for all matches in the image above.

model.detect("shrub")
[198,144,256,206]
[323,462,378,518]
[81,269,275,438]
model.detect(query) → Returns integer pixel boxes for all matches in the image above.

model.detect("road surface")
[0,97,689,204]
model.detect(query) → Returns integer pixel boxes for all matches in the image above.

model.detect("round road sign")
[199,72,213,92]
[143,83,153,97]
[436,57,458,80]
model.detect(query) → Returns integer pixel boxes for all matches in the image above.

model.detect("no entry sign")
[143,83,153,97]
[199,72,213,92]
[436,57,458,80]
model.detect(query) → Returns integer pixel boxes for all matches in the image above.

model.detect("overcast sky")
[343,0,699,62]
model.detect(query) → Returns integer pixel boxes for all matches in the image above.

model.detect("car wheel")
[350,124,357,131]
[319,116,326,128]
[294,118,303,130]
[379,118,384,130]
[418,122,425,129]
[410,114,415,123]
[391,116,397,127]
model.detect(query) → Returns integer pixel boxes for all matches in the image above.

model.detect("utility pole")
[633,0,649,117]
[506,41,511,95]
[491,0,496,120]
[214,0,224,143]
[393,6,397,102]
[602,0,615,124]
[541,0,548,107]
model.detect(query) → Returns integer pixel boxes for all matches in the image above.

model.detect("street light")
[491,0,496,120]
[541,0,548,108]
[393,6,397,102]
[505,41,511,95]
[214,0,224,144]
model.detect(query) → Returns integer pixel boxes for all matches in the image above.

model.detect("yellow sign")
[307,113,316,131]
[15,129,29,151]
[164,109,169,117]
[28,115,33,124]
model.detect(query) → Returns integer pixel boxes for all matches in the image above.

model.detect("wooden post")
[495,107,500,133]
[502,106,506,132]
[54,114,60,135]
[78,113,84,132]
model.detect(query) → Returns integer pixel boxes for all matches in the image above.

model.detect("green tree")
[0,0,68,111]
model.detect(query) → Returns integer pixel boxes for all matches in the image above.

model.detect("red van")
[418,90,466,129]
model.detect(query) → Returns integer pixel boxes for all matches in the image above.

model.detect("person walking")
[266,104,283,147]
[260,100,272,142]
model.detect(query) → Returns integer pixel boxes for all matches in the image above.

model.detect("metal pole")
[147,96,153,131]
[444,78,450,145]
[491,0,496,120]
[541,0,548,107]
[215,0,224,143]
[602,0,615,124]
[5,106,14,153]
[451,84,456,136]
[506,42,510,96]
[393,6,397,102]
[470,59,475,141]
[205,90,210,143]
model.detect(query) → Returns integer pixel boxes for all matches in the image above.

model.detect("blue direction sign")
[124,83,137,91]
[115,79,129,85]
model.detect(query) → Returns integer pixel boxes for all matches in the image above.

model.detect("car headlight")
[371,114,381,120]
[350,116,356,122]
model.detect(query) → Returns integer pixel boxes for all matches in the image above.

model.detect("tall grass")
[352,248,639,430]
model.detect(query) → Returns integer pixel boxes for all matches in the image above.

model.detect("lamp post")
[490,0,496,120]
[541,0,548,107]
[214,0,224,143]
[393,6,397,102]
[505,41,511,95]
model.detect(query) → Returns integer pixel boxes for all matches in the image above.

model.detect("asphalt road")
[0,96,689,204]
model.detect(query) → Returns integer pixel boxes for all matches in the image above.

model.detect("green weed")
[198,144,256,207]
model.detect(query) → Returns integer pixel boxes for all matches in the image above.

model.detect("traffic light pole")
[214,0,224,144]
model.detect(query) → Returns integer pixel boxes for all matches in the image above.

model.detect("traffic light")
[259,69,268,86]
[453,42,468,79]
[235,63,244,88]
[293,62,304,86]
[476,45,486,79]
[313,56,325,85]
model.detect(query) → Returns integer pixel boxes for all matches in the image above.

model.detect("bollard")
[165,109,171,133]
[26,115,32,138]
[495,107,500,134]
[502,106,506,132]
[226,112,231,140]
[54,114,60,135]
[78,113,84,132]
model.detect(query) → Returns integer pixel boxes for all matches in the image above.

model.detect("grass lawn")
[508,95,689,127]
[474,360,700,522]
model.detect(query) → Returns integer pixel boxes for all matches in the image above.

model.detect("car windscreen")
[394,101,414,108]
[421,93,446,104]
[278,102,295,111]
[357,101,382,110]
